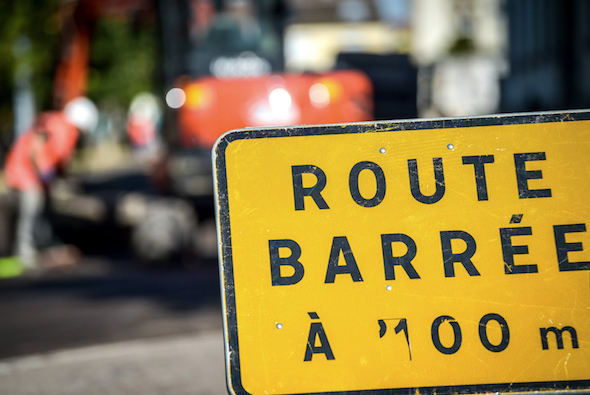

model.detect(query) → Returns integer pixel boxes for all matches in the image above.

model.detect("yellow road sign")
[213,111,590,395]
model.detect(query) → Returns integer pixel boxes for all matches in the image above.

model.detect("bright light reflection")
[165,88,186,109]
[269,88,292,112]
[309,83,331,108]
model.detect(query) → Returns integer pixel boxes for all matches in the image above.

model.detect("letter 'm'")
[540,326,579,350]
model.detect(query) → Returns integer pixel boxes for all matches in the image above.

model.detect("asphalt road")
[0,255,228,394]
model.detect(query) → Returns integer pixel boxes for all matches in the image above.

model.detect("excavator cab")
[160,0,374,148]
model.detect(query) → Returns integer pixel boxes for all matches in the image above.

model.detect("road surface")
[0,255,228,394]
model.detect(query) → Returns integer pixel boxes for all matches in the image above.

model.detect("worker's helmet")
[64,97,99,134]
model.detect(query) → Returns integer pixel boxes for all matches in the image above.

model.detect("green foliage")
[0,1,158,149]
[87,17,158,108]
[449,36,476,55]
[0,0,61,143]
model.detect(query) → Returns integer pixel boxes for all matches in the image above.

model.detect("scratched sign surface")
[213,111,590,395]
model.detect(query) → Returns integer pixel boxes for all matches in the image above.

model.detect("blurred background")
[0,0,589,393]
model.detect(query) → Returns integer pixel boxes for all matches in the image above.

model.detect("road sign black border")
[213,110,590,395]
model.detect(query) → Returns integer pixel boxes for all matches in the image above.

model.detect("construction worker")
[126,92,163,164]
[3,97,98,271]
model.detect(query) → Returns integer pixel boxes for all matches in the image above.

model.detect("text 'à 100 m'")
[301,312,580,362]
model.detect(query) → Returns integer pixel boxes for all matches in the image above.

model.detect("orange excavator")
[49,0,415,262]
[54,0,373,147]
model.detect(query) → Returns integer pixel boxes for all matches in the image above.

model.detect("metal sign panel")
[213,111,590,395]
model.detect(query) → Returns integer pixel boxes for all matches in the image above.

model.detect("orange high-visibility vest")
[4,112,79,191]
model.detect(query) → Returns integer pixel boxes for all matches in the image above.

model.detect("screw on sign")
[214,111,590,395]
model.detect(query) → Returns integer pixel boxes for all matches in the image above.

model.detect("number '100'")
[432,313,510,354]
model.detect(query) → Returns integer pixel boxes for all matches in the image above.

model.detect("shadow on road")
[0,255,223,359]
